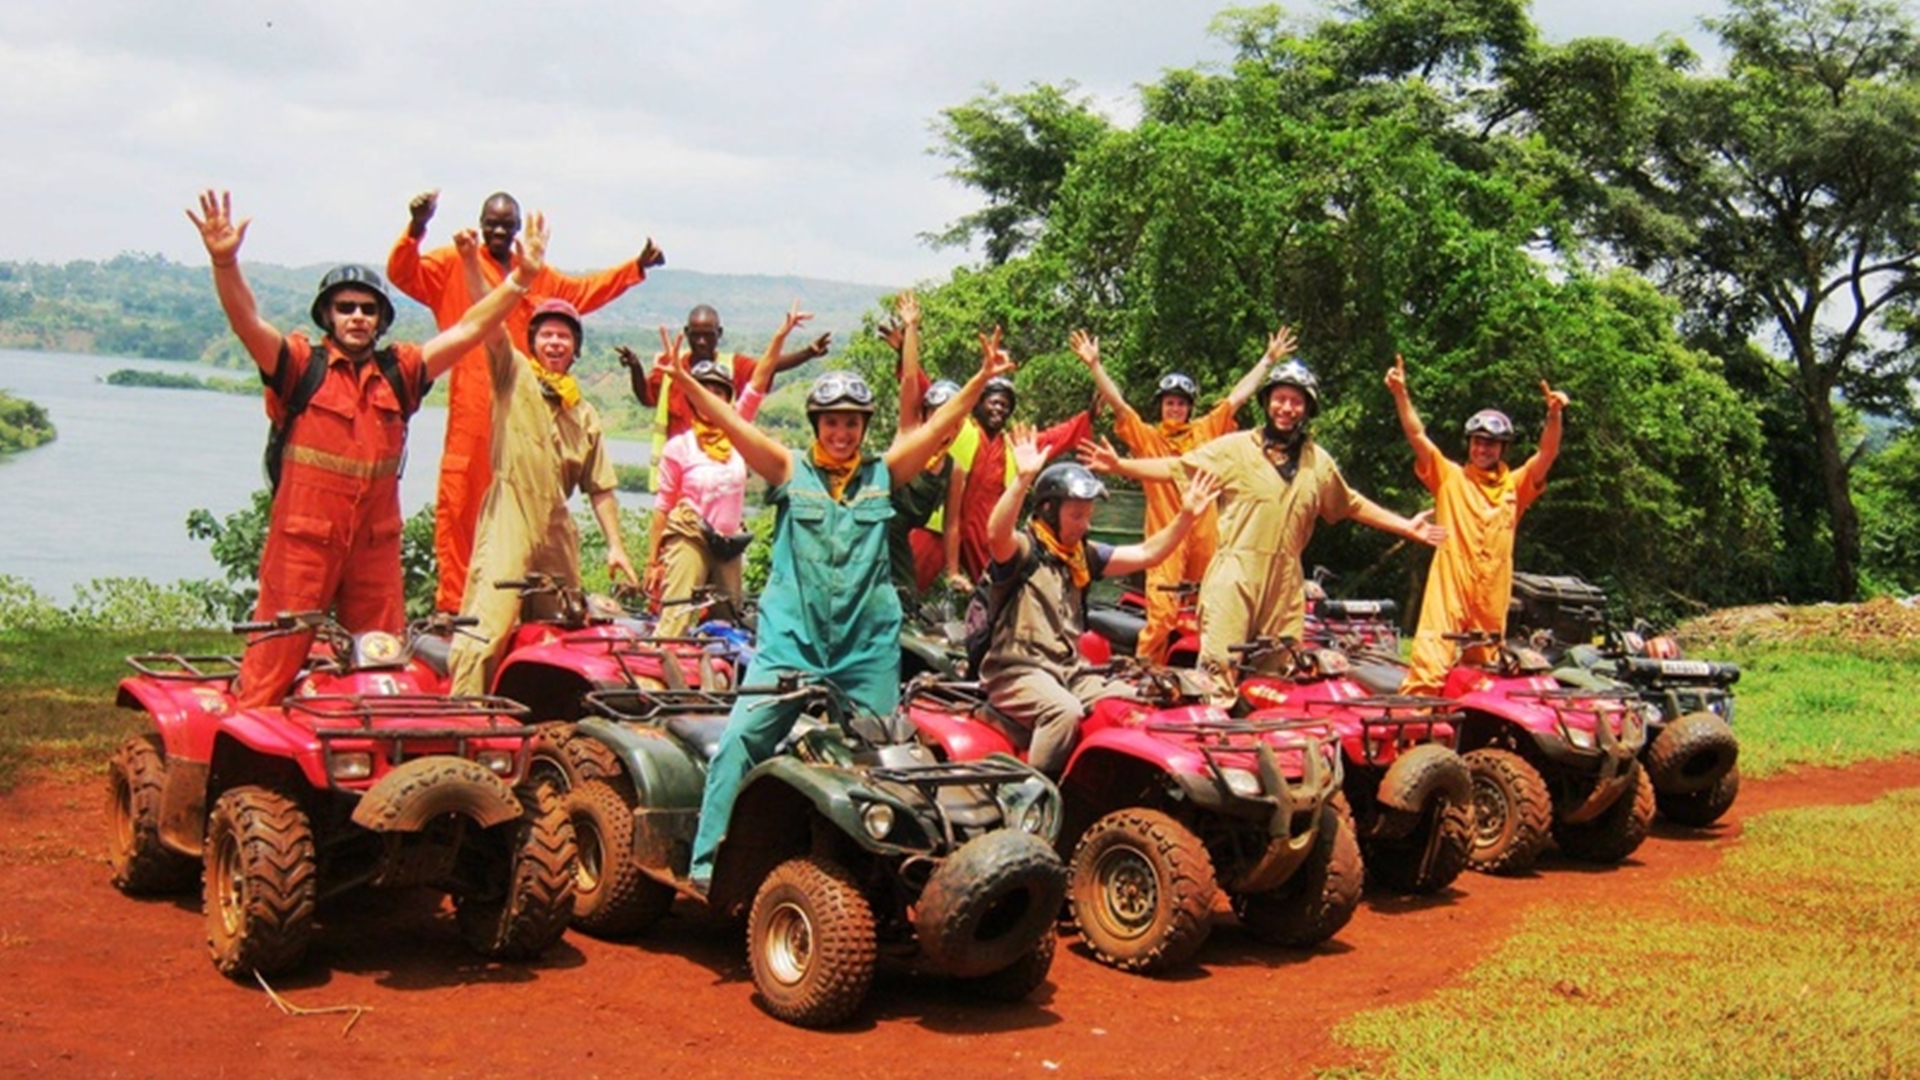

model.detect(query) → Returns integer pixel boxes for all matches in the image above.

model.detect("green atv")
[546,676,1067,1028]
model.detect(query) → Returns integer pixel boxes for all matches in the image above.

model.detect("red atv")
[907,664,1356,974]
[107,612,575,977]
[1347,631,1653,874]
[1080,582,1201,668]
[1303,569,1402,655]
[1233,638,1473,894]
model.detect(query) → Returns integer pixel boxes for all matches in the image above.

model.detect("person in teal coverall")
[660,330,1018,889]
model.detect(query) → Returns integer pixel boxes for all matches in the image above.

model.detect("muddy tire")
[956,925,1056,1003]
[567,777,672,937]
[748,856,877,1028]
[1067,808,1216,974]
[1554,764,1655,864]
[1657,764,1741,827]
[455,783,577,960]
[1232,801,1363,947]
[1644,711,1739,795]
[915,830,1066,978]
[1463,748,1553,875]
[203,786,317,977]
[1365,789,1473,894]
[107,734,198,895]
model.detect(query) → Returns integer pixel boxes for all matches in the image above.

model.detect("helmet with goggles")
[1152,372,1200,405]
[1261,359,1320,417]
[1033,462,1108,507]
[1464,409,1515,442]
[687,359,735,397]
[804,370,876,417]
[922,379,962,410]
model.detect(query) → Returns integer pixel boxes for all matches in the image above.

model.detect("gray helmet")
[1464,408,1515,441]
[922,379,962,410]
[1152,371,1200,406]
[1261,359,1320,417]
[804,370,875,416]
[1033,462,1108,508]
[688,359,735,397]
[310,264,396,335]
[981,375,1018,409]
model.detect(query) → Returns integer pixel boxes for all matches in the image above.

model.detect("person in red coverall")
[187,189,551,709]
[387,189,664,613]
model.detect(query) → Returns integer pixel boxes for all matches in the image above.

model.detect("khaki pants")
[984,666,1130,775]
[655,532,744,637]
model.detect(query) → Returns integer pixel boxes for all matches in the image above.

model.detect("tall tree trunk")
[1805,392,1861,600]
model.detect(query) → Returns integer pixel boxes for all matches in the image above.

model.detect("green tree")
[928,83,1113,265]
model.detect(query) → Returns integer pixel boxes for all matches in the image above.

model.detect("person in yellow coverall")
[1386,354,1566,695]
[1083,358,1445,686]
[1069,327,1293,663]
[446,236,639,696]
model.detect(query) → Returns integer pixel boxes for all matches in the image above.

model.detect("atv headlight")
[1019,801,1046,834]
[860,801,896,841]
[475,750,515,776]
[1564,725,1597,750]
[1220,766,1263,798]
[330,751,373,782]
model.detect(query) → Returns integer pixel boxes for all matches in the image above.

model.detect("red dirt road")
[5,756,1916,1080]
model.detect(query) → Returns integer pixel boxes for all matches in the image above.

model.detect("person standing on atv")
[387,189,665,615]
[642,304,814,636]
[666,332,1017,892]
[942,355,1097,592]
[186,190,550,709]
[980,430,1221,774]
[445,245,642,695]
[1385,354,1567,695]
[1081,355,1445,688]
[1069,327,1293,664]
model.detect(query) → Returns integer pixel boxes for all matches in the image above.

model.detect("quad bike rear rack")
[125,653,242,681]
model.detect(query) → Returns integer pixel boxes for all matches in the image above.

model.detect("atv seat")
[411,633,452,679]
[1348,656,1407,696]
[666,713,732,760]
[1086,604,1143,657]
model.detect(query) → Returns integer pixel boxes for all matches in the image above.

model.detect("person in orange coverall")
[187,189,551,708]
[387,189,663,613]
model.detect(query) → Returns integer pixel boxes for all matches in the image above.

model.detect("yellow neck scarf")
[1157,418,1195,447]
[1464,460,1512,502]
[1031,518,1091,589]
[526,356,581,408]
[692,414,733,462]
[810,443,859,502]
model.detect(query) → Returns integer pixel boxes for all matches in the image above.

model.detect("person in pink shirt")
[644,305,812,636]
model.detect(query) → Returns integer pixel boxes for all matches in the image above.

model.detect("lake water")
[0,349,652,604]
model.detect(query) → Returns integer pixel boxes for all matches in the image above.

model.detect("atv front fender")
[349,756,522,832]
[1371,743,1473,840]
[574,717,706,873]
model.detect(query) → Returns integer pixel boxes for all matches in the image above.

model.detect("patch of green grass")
[0,628,231,791]
[1723,644,1920,777]
[1325,788,1920,1080]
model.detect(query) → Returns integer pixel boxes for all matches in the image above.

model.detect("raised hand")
[1008,421,1046,478]
[637,238,666,271]
[1542,379,1570,416]
[875,319,905,353]
[513,210,549,281]
[614,344,644,371]
[1182,468,1222,516]
[408,189,439,237]
[1077,435,1123,474]
[1069,329,1100,369]
[780,300,815,338]
[895,288,921,327]
[978,325,1006,369]
[657,325,685,367]
[453,227,481,263]
[1385,353,1408,398]
[185,190,249,264]
[1264,326,1299,363]
[804,331,833,359]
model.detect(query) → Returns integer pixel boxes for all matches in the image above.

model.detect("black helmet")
[310,264,396,335]
[1152,371,1199,406]
[1261,359,1320,417]
[688,359,735,397]
[922,379,962,410]
[804,370,876,417]
[1464,408,1515,442]
[1033,462,1108,507]
[981,375,1018,409]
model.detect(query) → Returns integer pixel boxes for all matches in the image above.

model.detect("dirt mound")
[1677,596,1920,649]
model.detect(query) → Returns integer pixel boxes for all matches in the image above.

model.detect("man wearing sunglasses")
[186,190,550,709]
[387,189,665,616]
[1070,328,1294,664]
[1386,354,1568,694]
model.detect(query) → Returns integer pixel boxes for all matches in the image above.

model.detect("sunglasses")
[810,371,874,407]
[332,300,381,318]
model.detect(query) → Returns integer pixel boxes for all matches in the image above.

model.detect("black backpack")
[262,342,416,492]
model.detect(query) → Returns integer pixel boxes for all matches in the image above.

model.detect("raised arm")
[1069,330,1131,418]
[751,301,812,399]
[662,348,793,485]
[987,423,1046,567]
[456,228,516,389]
[1349,495,1447,547]
[885,327,1016,488]
[422,211,550,380]
[1078,435,1178,483]
[385,189,442,303]
[185,190,283,374]
[1106,469,1222,578]
[891,291,925,432]
[1384,354,1442,472]
[1523,379,1569,482]
[1227,326,1295,411]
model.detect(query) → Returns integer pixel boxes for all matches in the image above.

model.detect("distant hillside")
[0,253,896,368]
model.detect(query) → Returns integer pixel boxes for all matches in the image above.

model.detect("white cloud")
[3,0,1726,286]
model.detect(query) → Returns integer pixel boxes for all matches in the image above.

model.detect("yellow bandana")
[526,356,581,408]
[1157,418,1195,448]
[1031,518,1091,589]
[692,414,732,462]
[1464,460,1512,503]
[810,443,859,502]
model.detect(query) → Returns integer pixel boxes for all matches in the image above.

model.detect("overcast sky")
[2,1,1728,289]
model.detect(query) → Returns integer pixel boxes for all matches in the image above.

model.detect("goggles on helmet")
[1155,373,1199,401]
[1464,409,1515,441]
[806,370,875,411]
[922,379,962,410]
